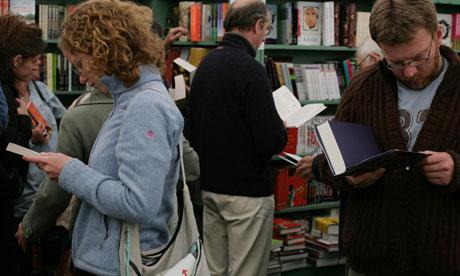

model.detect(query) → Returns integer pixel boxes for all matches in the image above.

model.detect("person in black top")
[189,1,287,275]
[0,15,42,275]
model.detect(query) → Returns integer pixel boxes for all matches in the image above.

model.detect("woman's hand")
[31,122,48,145]
[23,152,72,181]
[16,97,28,116]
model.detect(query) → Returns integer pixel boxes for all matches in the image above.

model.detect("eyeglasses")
[265,25,273,36]
[71,58,83,75]
[384,37,434,72]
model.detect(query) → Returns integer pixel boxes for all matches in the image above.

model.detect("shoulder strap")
[32,81,46,103]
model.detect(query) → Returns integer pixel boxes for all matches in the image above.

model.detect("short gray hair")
[224,0,268,32]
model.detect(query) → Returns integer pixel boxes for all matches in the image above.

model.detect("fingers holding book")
[23,152,72,182]
[345,167,386,188]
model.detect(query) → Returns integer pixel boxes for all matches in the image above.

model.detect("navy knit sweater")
[189,33,287,197]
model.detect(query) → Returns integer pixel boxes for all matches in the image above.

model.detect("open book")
[315,120,428,176]
[273,86,326,128]
[277,151,302,166]
[169,58,197,101]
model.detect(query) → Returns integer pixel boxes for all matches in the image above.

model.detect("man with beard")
[295,0,460,275]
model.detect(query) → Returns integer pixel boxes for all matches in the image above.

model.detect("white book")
[6,143,39,156]
[169,74,187,101]
[296,1,322,46]
[273,86,326,128]
[438,13,452,47]
[173,57,197,85]
[321,1,335,46]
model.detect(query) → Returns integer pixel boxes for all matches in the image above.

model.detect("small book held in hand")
[315,120,428,176]
[27,102,50,130]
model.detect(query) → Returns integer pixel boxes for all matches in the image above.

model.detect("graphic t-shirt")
[397,58,448,151]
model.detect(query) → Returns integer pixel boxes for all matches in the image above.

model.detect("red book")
[273,218,303,235]
[190,3,202,42]
[27,102,50,131]
[273,166,307,211]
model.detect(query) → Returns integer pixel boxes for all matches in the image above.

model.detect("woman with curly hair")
[24,0,184,275]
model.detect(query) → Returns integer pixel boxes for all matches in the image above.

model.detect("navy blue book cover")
[318,120,427,175]
[329,121,381,168]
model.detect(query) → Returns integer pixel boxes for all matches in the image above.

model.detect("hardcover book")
[315,120,427,176]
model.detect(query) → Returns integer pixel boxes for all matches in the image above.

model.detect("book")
[296,1,322,46]
[173,57,197,87]
[438,13,453,47]
[6,143,39,156]
[315,120,428,176]
[273,218,304,235]
[27,102,51,131]
[313,216,339,235]
[273,86,326,128]
[9,0,35,23]
[273,166,307,210]
[277,151,301,166]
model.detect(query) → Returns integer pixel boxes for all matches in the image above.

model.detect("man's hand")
[15,223,27,252]
[295,156,315,180]
[23,152,72,181]
[345,168,386,188]
[420,150,454,186]
[165,27,188,46]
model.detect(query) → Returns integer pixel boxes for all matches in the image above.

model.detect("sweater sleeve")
[21,110,86,240]
[316,76,360,192]
[244,66,287,159]
[59,92,183,225]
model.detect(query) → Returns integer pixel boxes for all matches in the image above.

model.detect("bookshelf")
[276,201,340,214]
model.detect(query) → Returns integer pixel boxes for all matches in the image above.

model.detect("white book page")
[6,143,39,156]
[173,58,197,73]
[273,86,301,122]
[173,74,187,101]
[316,122,345,175]
[287,103,326,128]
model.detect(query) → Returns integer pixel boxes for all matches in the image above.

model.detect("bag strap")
[122,137,188,275]
[32,81,47,103]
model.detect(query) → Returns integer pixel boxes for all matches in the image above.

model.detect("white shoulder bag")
[119,141,210,276]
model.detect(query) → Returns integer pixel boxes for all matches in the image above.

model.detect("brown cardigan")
[318,46,460,276]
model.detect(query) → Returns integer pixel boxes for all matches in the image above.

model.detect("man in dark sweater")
[297,0,460,275]
[189,0,287,275]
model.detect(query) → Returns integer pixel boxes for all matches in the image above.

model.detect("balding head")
[224,0,268,33]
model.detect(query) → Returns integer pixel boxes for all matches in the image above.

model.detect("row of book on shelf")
[171,1,362,47]
[38,53,86,92]
[265,58,352,102]
[268,210,345,274]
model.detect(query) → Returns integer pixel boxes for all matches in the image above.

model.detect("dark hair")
[0,15,47,84]
[223,0,269,32]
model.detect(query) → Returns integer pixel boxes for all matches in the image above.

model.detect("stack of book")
[272,218,310,272]
[304,215,345,267]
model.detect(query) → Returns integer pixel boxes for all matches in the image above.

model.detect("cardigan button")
[405,166,410,171]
